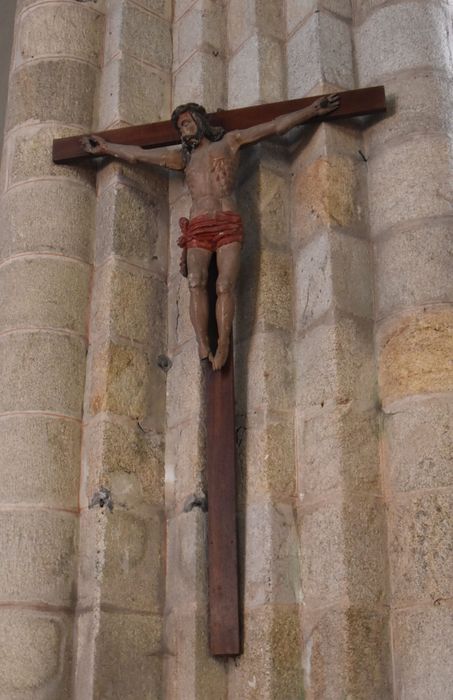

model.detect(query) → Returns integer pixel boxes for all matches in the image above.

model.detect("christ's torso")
[184,137,240,218]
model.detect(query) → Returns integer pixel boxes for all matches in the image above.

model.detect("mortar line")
[0,410,81,422]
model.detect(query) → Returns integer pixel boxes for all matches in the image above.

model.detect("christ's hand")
[311,94,340,116]
[80,135,110,156]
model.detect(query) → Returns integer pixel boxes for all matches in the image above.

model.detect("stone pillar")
[225,2,304,698]
[288,2,391,698]
[0,0,102,697]
[355,1,453,697]
[73,0,172,698]
[163,2,229,697]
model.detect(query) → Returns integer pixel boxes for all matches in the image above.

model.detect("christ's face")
[177,112,202,149]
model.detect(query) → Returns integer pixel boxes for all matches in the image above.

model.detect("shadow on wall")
[0,0,17,153]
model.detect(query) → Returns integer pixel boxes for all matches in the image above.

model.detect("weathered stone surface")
[165,341,203,427]
[0,415,80,508]
[227,605,303,700]
[173,50,225,113]
[0,510,77,605]
[15,3,103,67]
[388,491,453,605]
[167,272,193,351]
[164,607,227,699]
[287,11,354,99]
[0,609,72,698]
[292,155,365,242]
[378,308,453,406]
[238,415,295,501]
[351,0,391,25]
[255,0,286,37]
[174,0,197,20]
[98,55,171,128]
[0,331,86,416]
[86,340,162,421]
[7,124,96,187]
[165,417,206,508]
[238,163,290,250]
[356,2,452,85]
[0,181,94,263]
[294,232,372,332]
[287,0,352,35]
[384,397,453,493]
[82,417,164,506]
[298,404,379,499]
[392,607,453,700]
[368,136,452,237]
[0,257,90,334]
[295,315,375,413]
[91,261,166,346]
[240,502,301,607]
[107,2,171,70]
[132,0,171,19]
[173,0,224,69]
[95,182,164,271]
[228,35,284,108]
[236,249,292,338]
[364,68,453,151]
[6,59,97,131]
[166,510,207,610]
[16,0,104,12]
[235,330,294,413]
[93,611,163,700]
[302,606,391,700]
[300,497,387,606]
[375,220,453,318]
[227,0,254,55]
[77,508,163,612]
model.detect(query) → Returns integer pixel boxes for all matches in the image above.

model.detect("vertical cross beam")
[204,263,240,656]
[205,349,240,656]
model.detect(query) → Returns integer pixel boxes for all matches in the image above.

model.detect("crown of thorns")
[171,103,209,130]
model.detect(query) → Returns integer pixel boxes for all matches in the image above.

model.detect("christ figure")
[82,94,339,370]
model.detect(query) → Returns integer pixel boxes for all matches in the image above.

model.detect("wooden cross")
[53,85,386,657]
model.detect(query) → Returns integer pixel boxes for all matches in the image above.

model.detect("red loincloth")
[177,211,243,277]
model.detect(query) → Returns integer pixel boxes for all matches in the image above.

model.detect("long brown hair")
[171,103,225,163]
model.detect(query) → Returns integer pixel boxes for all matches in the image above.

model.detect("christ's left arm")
[226,94,340,150]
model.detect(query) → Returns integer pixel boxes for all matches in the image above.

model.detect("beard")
[182,125,204,151]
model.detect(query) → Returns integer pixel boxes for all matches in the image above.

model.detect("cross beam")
[52,85,386,163]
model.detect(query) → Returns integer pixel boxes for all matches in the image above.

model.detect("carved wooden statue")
[54,86,386,656]
[82,95,339,370]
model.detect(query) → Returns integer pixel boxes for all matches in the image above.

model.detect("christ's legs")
[187,247,212,359]
[212,241,241,370]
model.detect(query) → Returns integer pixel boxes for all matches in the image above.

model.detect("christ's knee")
[188,271,208,291]
[216,277,234,296]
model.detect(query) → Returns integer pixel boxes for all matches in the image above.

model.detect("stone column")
[288,2,391,698]
[0,0,102,697]
[163,1,229,697]
[225,2,304,698]
[355,1,453,697]
[73,0,172,698]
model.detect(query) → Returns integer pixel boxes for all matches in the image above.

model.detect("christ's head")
[171,103,225,160]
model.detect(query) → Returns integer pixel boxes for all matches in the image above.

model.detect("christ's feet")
[210,339,229,371]
[197,337,211,361]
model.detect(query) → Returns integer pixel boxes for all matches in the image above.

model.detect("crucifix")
[53,85,386,656]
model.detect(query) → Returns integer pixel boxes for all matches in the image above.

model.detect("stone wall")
[0,0,452,698]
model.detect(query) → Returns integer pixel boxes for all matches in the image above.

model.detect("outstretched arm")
[228,94,340,150]
[81,135,184,171]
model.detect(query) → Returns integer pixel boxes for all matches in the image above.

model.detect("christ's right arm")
[81,135,185,171]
